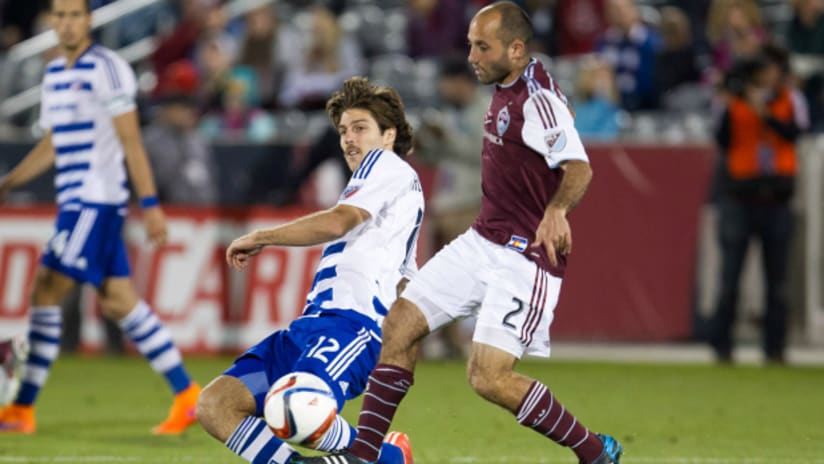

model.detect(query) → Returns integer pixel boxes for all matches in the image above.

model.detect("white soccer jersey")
[39,44,138,211]
[305,149,424,326]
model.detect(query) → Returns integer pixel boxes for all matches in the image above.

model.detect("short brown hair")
[326,77,414,157]
[479,1,533,45]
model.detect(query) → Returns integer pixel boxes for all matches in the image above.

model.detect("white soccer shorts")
[402,228,561,358]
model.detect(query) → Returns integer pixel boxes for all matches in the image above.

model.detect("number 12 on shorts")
[307,336,341,363]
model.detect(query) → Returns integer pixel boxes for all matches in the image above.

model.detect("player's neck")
[499,59,530,87]
[62,38,93,67]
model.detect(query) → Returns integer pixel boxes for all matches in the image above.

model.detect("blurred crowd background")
[0,0,822,209]
[2,0,824,358]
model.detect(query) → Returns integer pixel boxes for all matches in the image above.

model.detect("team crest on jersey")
[341,184,360,199]
[506,235,529,253]
[497,106,510,136]
[544,129,567,153]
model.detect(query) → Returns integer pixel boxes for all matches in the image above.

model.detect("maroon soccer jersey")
[472,58,589,277]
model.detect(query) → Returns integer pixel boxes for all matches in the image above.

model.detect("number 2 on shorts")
[503,297,525,329]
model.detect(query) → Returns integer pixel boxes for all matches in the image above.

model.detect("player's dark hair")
[51,0,92,13]
[326,77,414,157]
[485,1,533,45]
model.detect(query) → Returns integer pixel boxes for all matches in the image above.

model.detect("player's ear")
[382,127,397,149]
[509,39,527,62]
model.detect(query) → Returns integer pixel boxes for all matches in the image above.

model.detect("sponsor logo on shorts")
[506,235,528,253]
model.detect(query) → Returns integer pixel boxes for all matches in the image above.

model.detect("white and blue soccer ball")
[0,335,28,407]
[263,372,338,446]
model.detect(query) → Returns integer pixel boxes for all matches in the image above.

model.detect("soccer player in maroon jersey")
[295,2,623,464]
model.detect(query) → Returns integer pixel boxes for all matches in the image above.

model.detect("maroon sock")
[349,364,414,462]
[515,381,604,463]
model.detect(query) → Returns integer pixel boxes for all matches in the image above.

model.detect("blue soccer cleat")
[582,433,623,464]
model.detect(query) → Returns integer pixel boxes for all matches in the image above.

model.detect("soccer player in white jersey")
[0,0,200,434]
[195,77,421,464]
[298,3,622,464]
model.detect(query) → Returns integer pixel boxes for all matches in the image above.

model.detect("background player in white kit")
[297,2,623,464]
[0,0,200,435]
[195,77,421,464]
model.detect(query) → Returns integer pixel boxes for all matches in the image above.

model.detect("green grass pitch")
[1,355,823,463]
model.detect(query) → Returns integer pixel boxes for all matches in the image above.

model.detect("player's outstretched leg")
[0,332,38,434]
[101,278,199,434]
[0,268,75,434]
[115,299,200,434]
[468,344,621,464]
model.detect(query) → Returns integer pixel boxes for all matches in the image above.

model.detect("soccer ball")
[263,372,338,446]
[0,335,28,406]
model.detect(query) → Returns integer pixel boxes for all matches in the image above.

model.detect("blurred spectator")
[201,67,275,142]
[706,0,767,75]
[406,0,469,59]
[277,5,363,109]
[572,57,621,140]
[151,0,211,78]
[151,0,229,75]
[145,60,218,205]
[414,57,489,359]
[787,0,824,55]
[596,0,661,111]
[1,0,47,50]
[710,45,809,364]
[655,6,703,103]
[550,0,607,56]
[416,56,487,248]
[195,34,236,113]
[236,5,299,109]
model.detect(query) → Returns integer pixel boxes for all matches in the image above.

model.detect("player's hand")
[532,207,571,267]
[0,177,11,204]
[143,207,168,247]
[226,231,265,270]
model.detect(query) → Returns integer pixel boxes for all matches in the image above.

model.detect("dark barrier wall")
[0,142,716,346]
[555,144,716,342]
[0,142,293,205]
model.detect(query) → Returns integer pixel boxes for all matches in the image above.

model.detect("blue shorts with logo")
[224,309,382,416]
[41,204,130,288]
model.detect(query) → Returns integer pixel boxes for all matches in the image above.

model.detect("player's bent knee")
[31,269,75,306]
[196,380,231,438]
[466,361,507,403]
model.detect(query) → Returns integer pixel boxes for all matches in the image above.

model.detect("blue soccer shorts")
[224,311,382,416]
[40,203,131,288]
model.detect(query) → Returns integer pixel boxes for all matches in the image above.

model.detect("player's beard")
[478,57,513,85]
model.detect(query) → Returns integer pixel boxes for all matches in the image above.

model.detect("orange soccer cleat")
[151,382,201,435]
[384,431,414,464]
[0,404,36,434]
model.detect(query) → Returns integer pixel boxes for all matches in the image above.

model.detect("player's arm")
[226,204,370,270]
[0,132,55,201]
[521,88,593,265]
[113,110,167,246]
[533,160,592,265]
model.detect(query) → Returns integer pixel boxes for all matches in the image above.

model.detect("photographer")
[710,44,810,364]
